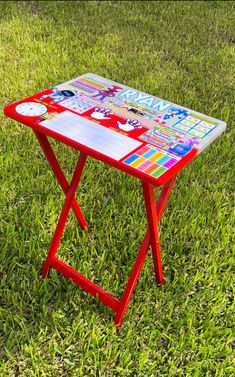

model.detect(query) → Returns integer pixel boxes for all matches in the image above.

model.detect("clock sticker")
[15,102,48,117]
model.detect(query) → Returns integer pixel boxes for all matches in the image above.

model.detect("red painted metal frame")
[114,176,176,330]
[35,130,176,330]
[34,131,89,232]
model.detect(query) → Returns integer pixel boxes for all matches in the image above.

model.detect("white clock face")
[15,102,48,116]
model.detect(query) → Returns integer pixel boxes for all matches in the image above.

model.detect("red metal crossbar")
[35,132,89,232]
[35,130,176,330]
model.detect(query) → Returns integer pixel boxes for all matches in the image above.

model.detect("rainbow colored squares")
[123,144,180,178]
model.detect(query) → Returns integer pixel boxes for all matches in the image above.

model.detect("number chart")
[60,93,101,114]
[172,115,216,138]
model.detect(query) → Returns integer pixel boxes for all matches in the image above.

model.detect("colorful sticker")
[173,114,217,139]
[69,76,106,94]
[117,89,172,114]
[93,85,123,101]
[123,144,180,179]
[139,124,185,151]
[82,106,147,139]
[40,87,77,104]
[103,98,156,128]
[60,93,101,114]
[33,73,225,160]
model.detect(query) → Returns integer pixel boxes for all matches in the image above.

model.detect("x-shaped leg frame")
[34,130,176,330]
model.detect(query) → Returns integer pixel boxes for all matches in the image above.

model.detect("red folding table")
[4,73,226,330]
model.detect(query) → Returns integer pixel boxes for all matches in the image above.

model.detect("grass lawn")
[0,1,234,375]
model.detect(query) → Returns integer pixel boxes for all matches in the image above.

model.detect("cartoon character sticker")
[154,115,167,126]
[167,137,199,156]
[163,107,188,120]
[153,107,189,127]
[40,87,77,104]
[93,85,123,100]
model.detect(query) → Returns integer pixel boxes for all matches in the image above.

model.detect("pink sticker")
[136,145,151,156]
[137,160,153,171]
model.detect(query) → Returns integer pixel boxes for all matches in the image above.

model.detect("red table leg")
[142,182,164,284]
[142,176,176,285]
[114,176,176,330]
[34,131,89,231]
[114,228,150,330]
[41,152,87,277]
[38,138,176,330]
[156,176,176,221]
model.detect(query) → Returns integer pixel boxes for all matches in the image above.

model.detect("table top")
[4,73,226,186]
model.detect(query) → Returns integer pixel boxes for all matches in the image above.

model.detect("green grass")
[0,1,234,375]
